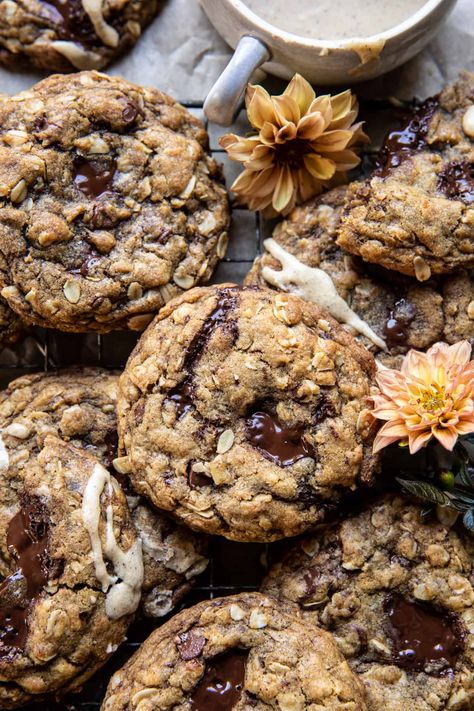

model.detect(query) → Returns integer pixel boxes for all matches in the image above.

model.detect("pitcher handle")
[204,35,271,126]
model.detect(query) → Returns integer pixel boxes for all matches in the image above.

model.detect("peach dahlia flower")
[219,74,367,216]
[370,341,474,454]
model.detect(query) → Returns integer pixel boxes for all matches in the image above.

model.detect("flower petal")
[311,129,354,152]
[432,427,458,451]
[272,95,300,126]
[297,112,326,140]
[329,149,361,171]
[283,73,315,116]
[303,153,335,180]
[275,122,298,144]
[308,96,332,126]
[272,165,295,214]
[408,429,433,454]
[329,90,354,121]
[246,85,276,129]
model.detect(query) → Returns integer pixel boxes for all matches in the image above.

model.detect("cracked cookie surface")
[0,435,142,708]
[245,187,473,367]
[117,284,378,542]
[338,72,474,278]
[261,495,474,711]
[101,591,368,710]
[0,71,230,332]
[0,368,208,620]
[0,0,161,72]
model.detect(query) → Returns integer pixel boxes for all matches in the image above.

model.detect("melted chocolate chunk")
[177,631,206,660]
[438,161,474,204]
[118,98,142,125]
[191,651,248,711]
[313,395,336,424]
[41,0,95,42]
[165,289,238,419]
[376,98,438,176]
[383,298,416,348]
[386,596,464,672]
[183,290,238,371]
[188,463,212,489]
[73,158,117,199]
[0,497,53,654]
[167,378,194,418]
[103,429,119,468]
[245,410,313,467]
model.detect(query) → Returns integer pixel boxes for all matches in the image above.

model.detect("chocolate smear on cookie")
[41,0,96,43]
[383,298,416,348]
[385,595,464,673]
[0,496,55,654]
[438,161,474,204]
[376,98,438,176]
[245,410,313,467]
[166,289,238,417]
[73,157,117,199]
[190,650,248,710]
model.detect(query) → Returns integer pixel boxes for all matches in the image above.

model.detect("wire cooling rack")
[4,99,397,710]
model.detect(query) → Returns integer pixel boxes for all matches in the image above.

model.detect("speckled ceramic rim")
[227,0,447,47]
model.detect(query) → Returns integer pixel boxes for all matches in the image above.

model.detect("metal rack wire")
[10,98,395,709]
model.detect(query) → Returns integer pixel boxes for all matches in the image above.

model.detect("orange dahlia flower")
[370,341,474,454]
[219,74,367,216]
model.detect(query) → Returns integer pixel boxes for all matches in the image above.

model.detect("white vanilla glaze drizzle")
[81,0,119,47]
[82,463,143,619]
[50,41,104,70]
[0,435,9,473]
[262,238,387,350]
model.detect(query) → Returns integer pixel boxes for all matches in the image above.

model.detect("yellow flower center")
[415,383,447,414]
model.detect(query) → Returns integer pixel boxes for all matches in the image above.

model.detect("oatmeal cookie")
[0,435,142,708]
[338,72,474,278]
[117,284,378,542]
[0,71,230,332]
[0,368,208,619]
[101,592,368,710]
[245,187,473,367]
[0,0,161,72]
[0,296,23,350]
[261,495,474,711]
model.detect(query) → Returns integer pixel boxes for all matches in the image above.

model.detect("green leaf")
[448,488,474,508]
[456,462,474,489]
[463,509,474,531]
[397,478,454,507]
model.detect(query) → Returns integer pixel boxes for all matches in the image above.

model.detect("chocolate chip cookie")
[0,0,161,72]
[0,435,142,708]
[338,72,474,279]
[101,592,368,710]
[0,296,23,350]
[245,186,474,366]
[262,495,474,711]
[117,284,378,542]
[0,71,230,332]
[0,368,208,619]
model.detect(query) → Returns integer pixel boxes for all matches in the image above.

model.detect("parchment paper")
[0,0,472,101]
